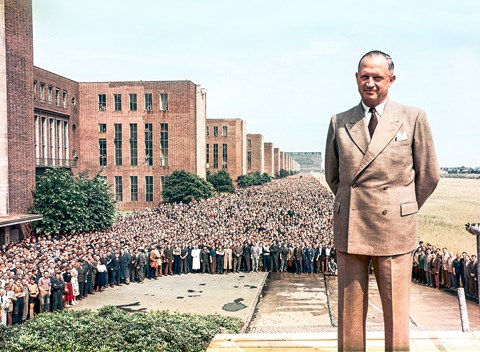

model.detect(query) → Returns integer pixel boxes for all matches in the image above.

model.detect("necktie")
[368,107,378,138]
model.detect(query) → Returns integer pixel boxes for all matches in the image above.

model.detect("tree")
[162,170,214,203]
[236,171,271,188]
[32,168,116,235]
[207,170,235,193]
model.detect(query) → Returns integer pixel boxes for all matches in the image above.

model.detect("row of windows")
[206,125,228,137]
[98,93,168,112]
[113,175,165,202]
[34,115,69,164]
[99,123,168,167]
[206,143,228,169]
[33,81,73,108]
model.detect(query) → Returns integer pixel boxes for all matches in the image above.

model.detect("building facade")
[287,152,322,172]
[0,0,42,244]
[246,133,264,174]
[206,118,246,181]
[263,142,274,177]
[33,67,80,172]
[79,81,206,210]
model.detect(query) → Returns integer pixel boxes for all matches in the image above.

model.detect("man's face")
[356,54,396,107]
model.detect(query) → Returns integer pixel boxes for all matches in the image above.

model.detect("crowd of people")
[0,174,477,326]
[412,242,478,300]
[0,175,336,325]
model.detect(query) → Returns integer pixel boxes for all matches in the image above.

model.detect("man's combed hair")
[358,50,394,74]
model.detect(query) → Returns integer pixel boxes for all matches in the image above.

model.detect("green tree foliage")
[207,170,235,193]
[277,169,300,178]
[162,170,214,203]
[0,306,243,352]
[236,171,271,188]
[32,168,116,235]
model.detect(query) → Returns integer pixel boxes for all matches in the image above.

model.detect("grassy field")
[419,178,479,255]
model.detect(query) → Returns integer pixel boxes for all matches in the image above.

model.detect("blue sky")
[32,0,480,167]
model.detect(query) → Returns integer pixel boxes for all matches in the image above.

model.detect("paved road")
[69,272,267,325]
[248,272,479,333]
[69,270,479,334]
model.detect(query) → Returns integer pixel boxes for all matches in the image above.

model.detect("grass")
[419,178,479,255]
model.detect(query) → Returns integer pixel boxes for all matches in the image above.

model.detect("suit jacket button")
[382,210,388,215]
[383,186,389,190]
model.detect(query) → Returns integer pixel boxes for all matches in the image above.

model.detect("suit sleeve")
[412,110,441,209]
[325,115,339,195]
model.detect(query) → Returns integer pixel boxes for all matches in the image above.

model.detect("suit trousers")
[224,249,233,271]
[337,251,412,352]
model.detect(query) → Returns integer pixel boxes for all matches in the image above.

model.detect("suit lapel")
[345,104,369,154]
[352,100,403,182]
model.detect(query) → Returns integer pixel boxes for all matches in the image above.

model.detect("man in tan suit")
[325,50,440,351]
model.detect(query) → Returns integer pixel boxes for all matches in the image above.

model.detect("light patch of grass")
[419,178,479,255]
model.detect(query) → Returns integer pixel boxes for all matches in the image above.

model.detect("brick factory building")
[263,142,274,177]
[0,0,42,244]
[246,134,264,174]
[2,0,302,237]
[206,118,246,181]
[79,81,206,210]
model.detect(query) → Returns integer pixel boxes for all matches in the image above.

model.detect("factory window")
[129,93,137,111]
[130,176,138,202]
[145,93,153,111]
[114,176,123,202]
[98,94,107,111]
[114,94,122,111]
[159,93,168,111]
[114,124,122,166]
[130,123,138,166]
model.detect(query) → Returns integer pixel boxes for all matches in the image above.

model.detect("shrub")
[32,168,116,235]
[207,170,235,193]
[0,306,243,352]
[236,171,271,188]
[162,170,214,203]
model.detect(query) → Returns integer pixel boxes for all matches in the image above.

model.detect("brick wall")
[78,80,204,210]
[206,118,246,181]
[246,133,264,174]
[263,142,274,177]
[5,0,35,213]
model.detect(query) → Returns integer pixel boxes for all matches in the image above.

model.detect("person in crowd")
[96,259,108,292]
[327,257,338,276]
[38,270,51,312]
[26,276,39,319]
[51,272,65,312]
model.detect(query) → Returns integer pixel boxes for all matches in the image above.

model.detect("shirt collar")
[361,99,387,117]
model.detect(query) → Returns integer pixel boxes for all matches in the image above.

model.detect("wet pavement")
[247,272,333,333]
[69,272,267,324]
[249,272,480,333]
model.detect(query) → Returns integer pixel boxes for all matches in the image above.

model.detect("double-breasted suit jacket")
[325,99,440,256]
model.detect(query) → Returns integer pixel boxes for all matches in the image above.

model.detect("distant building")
[79,81,206,210]
[1,0,300,243]
[273,148,281,177]
[246,134,264,174]
[206,118,246,181]
[263,142,274,177]
[287,152,322,172]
